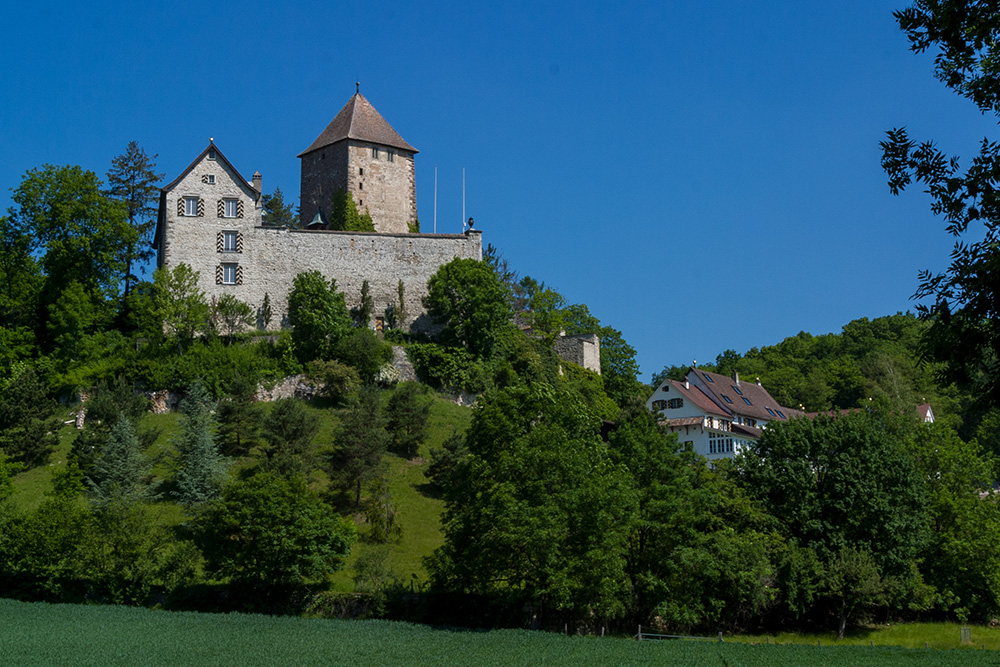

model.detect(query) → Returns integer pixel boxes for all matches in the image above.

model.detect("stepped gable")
[298,93,417,157]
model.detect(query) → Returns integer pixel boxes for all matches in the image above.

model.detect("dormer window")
[732,385,743,396]
[703,373,714,383]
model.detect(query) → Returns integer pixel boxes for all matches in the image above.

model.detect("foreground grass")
[731,621,1000,651]
[3,599,998,667]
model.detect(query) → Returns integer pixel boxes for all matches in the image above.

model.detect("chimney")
[252,170,262,193]
[755,377,762,386]
[732,371,739,384]
[684,379,690,390]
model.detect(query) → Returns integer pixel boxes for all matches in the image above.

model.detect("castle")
[153,91,482,332]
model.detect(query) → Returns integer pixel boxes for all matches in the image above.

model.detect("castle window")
[221,263,237,285]
[207,175,215,184]
[208,149,217,160]
[222,231,238,253]
[372,147,380,159]
[359,168,364,176]
[359,182,363,190]
[223,199,238,218]
[184,197,198,216]
[387,150,395,163]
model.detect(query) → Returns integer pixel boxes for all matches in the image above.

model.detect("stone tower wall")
[299,140,416,233]
[299,141,350,227]
[347,141,416,234]
[554,333,602,375]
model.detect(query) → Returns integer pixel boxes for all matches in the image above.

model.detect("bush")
[335,328,392,384]
[305,359,361,404]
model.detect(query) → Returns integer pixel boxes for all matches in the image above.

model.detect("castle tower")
[298,90,418,233]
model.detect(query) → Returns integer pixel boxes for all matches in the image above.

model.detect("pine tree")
[329,188,375,232]
[354,280,374,328]
[257,292,273,330]
[174,381,227,506]
[106,142,164,301]
[86,415,148,504]
[329,387,388,505]
[261,187,294,226]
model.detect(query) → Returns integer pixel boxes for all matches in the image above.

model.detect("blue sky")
[1,1,993,380]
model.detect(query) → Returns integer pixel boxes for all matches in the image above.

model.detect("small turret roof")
[298,92,417,157]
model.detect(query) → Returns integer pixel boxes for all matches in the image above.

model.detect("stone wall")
[554,333,601,375]
[299,140,416,234]
[299,141,349,227]
[174,225,483,332]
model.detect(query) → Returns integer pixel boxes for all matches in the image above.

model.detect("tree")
[328,387,388,505]
[210,293,255,339]
[216,375,263,456]
[193,472,356,587]
[260,398,320,478]
[427,383,634,620]
[85,416,149,505]
[286,271,352,362]
[174,382,227,506]
[7,164,134,315]
[335,327,392,384]
[257,292,273,330]
[385,381,432,458]
[563,303,642,405]
[329,188,374,232]
[0,364,60,467]
[105,142,163,301]
[353,280,374,327]
[0,215,42,332]
[881,1,1000,407]
[423,258,513,358]
[261,187,295,226]
[136,263,210,352]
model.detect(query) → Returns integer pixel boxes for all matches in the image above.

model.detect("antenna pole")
[462,167,466,232]
[434,166,438,234]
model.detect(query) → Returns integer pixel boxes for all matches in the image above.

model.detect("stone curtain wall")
[208,227,483,332]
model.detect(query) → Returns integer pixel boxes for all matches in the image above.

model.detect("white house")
[646,367,803,460]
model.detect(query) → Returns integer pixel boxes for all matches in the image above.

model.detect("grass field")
[5,390,472,589]
[3,599,998,667]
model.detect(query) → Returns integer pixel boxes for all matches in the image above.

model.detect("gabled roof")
[298,93,417,157]
[154,142,259,250]
[664,379,730,418]
[689,368,804,423]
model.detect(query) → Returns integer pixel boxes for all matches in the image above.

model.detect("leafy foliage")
[329,188,374,232]
[424,257,513,358]
[194,472,356,587]
[286,271,351,363]
[385,381,431,458]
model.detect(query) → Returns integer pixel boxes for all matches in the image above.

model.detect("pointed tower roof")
[298,93,417,157]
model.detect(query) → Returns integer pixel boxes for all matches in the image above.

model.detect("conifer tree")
[329,387,388,505]
[106,141,163,300]
[86,415,148,505]
[174,381,227,506]
[329,188,375,232]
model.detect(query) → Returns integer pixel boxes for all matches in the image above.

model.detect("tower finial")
[356,81,360,94]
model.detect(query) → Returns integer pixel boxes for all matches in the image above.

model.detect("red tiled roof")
[690,368,803,422]
[298,93,417,157]
[666,379,730,417]
[660,417,704,428]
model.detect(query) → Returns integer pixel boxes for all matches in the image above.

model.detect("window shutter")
[177,199,184,216]
[217,232,224,253]
[237,200,245,218]
[215,265,223,284]
[197,198,205,217]
[236,232,244,253]
[202,174,210,184]
[217,200,225,217]
[236,265,244,285]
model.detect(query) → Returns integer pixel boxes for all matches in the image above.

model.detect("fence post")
[718,632,723,643]
[637,624,641,640]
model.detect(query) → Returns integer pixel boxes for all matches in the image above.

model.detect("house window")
[372,147,380,159]
[732,385,743,396]
[223,199,238,218]
[651,400,667,411]
[742,396,752,406]
[776,410,786,419]
[666,398,683,409]
[184,197,198,216]
[661,385,669,392]
[765,407,776,417]
[207,175,216,184]
[221,263,237,285]
[208,149,217,160]
[721,394,733,404]
[222,231,238,252]
[703,373,714,382]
